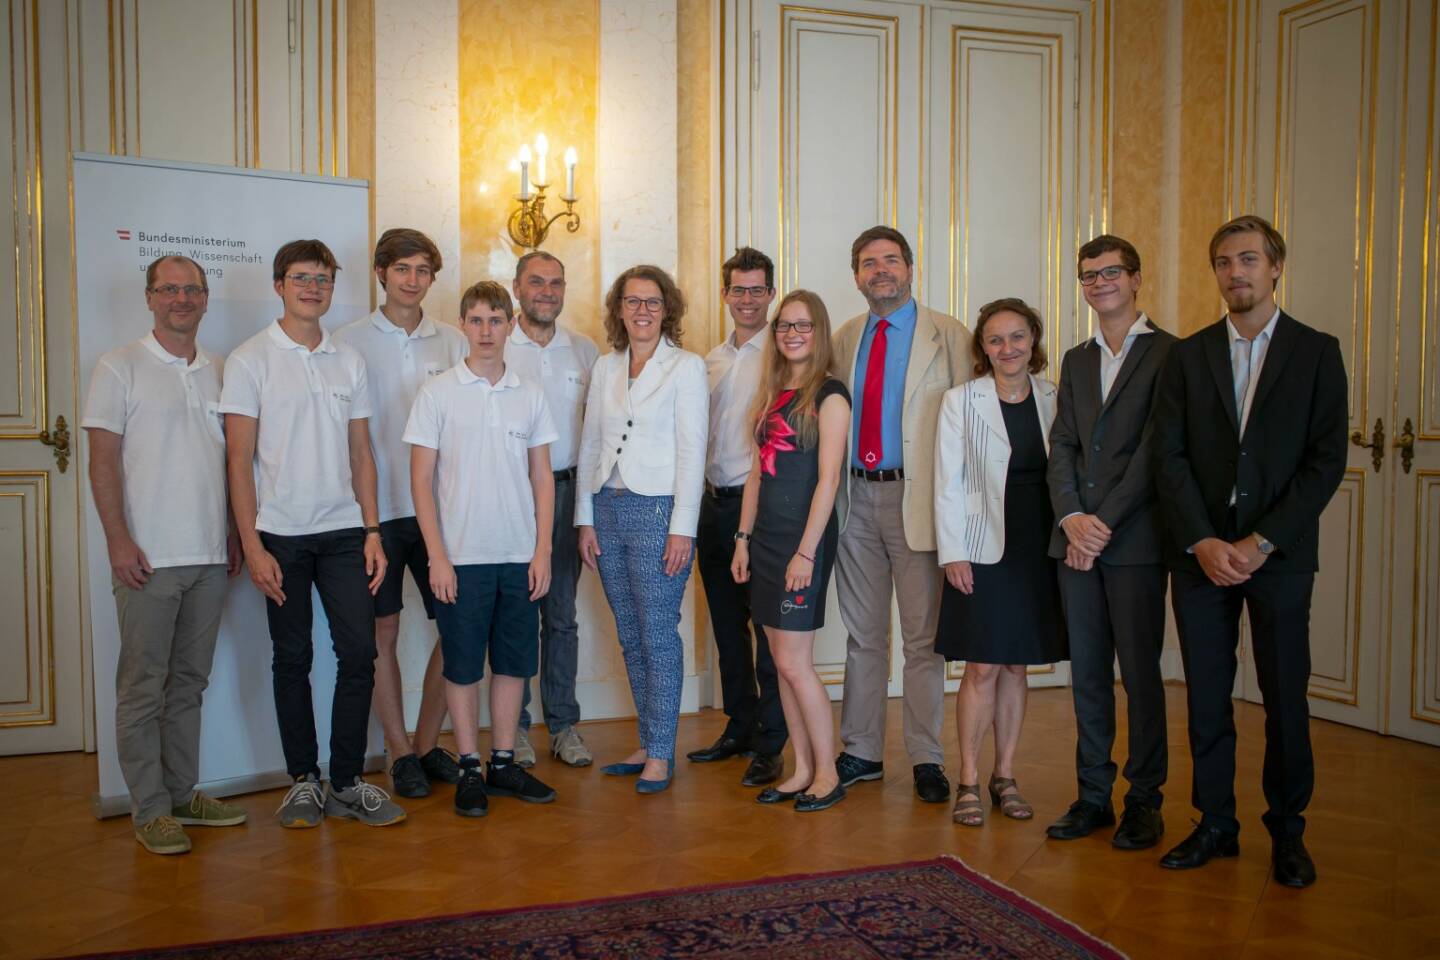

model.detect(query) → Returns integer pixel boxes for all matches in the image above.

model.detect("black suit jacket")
[1152,311,1348,573]
[1047,319,1176,565]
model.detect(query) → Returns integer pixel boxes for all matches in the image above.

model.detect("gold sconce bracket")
[506,184,580,251]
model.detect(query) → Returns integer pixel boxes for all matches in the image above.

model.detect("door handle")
[1350,417,1384,472]
[38,414,70,473]
[1395,418,1416,474]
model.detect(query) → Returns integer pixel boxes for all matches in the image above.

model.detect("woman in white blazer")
[576,265,707,794]
[933,297,1066,828]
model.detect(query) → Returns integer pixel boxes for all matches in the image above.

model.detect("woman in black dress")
[933,298,1065,827]
[731,290,851,812]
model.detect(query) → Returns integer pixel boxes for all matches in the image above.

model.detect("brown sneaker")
[172,791,247,827]
[135,815,191,855]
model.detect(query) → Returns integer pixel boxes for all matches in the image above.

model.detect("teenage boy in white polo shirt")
[506,251,600,768]
[83,255,247,855]
[334,228,468,798]
[221,239,405,829]
[405,281,559,818]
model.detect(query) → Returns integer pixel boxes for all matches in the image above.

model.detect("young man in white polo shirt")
[83,255,247,855]
[506,251,600,768]
[334,228,468,798]
[405,281,559,817]
[221,239,405,829]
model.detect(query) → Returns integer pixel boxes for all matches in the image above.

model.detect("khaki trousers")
[836,479,945,766]
[113,564,228,823]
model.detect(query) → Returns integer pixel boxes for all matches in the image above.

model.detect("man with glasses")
[506,251,601,768]
[221,239,406,829]
[83,255,246,854]
[832,226,970,804]
[334,228,468,799]
[1045,234,1175,850]
[687,247,787,786]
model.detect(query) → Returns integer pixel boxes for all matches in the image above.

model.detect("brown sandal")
[988,775,1034,820]
[952,783,985,826]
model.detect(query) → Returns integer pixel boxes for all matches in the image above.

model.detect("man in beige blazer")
[832,225,971,803]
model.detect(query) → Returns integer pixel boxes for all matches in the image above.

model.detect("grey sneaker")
[551,726,593,767]
[325,777,407,826]
[135,815,191,854]
[514,728,537,768]
[276,774,325,829]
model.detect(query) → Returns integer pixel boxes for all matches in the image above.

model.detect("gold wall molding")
[0,470,54,729]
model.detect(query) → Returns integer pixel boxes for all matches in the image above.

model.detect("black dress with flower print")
[748,378,850,631]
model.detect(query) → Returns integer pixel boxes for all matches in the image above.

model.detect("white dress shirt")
[704,330,766,487]
[505,322,600,471]
[1096,313,1154,403]
[332,310,468,522]
[1226,307,1280,437]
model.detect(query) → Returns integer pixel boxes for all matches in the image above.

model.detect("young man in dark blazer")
[1153,215,1347,888]
[1046,235,1176,850]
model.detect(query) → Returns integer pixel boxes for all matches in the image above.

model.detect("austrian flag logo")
[115,228,132,240]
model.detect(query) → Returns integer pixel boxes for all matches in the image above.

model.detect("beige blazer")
[832,302,972,552]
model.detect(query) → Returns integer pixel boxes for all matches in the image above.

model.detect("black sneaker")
[454,765,488,817]
[389,753,431,799]
[835,752,884,787]
[485,761,558,804]
[913,763,951,803]
[420,747,462,784]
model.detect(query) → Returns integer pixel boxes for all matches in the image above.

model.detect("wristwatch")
[364,525,382,536]
[733,531,751,543]
[1253,533,1275,555]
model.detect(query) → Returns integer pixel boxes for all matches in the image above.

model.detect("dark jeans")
[696,489,787,754]
[1058,562,1168,810]
[260,528,377,784]
[521,472,583,732]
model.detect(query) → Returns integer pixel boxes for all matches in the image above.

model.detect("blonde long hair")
[749,289,836,450]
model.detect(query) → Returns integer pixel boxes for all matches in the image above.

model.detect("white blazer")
[574,336,708,537]
[934,373,1057,565]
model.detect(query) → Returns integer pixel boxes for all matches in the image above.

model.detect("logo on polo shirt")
[780,594,809,614]
[331,390,352,403]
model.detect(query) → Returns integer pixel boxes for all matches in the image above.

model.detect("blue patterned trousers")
[593,490,692,760]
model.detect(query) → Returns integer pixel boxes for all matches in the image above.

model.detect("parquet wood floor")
[2,686,1437,959]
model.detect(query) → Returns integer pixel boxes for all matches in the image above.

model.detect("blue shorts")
[433,563,538,684]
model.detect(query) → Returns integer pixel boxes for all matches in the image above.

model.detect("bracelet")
[795,550,814,563]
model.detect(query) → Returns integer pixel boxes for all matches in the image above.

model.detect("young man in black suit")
[1153,215,1347,888]
[1046,235,1176,850]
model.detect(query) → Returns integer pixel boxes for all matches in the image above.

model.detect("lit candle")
[564,147,578,201]
[517,144,532,200]
[535,133,549,187]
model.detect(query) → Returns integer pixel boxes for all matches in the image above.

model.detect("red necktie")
[859,318,888,467]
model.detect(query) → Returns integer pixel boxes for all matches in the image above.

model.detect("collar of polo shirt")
[267,319,337,354]
[510,322,572,350]
[141,331,211,370]
[455,363,521,389]
[369,309,438,340]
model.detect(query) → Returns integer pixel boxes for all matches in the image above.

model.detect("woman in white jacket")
[576,265,708,794]
[933,298,1066,827]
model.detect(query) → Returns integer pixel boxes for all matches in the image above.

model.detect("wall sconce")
[506,133,580,250]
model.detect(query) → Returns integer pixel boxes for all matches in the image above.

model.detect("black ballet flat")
[756,786,804,805]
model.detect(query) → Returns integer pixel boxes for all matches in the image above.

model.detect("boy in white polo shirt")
[334,228,468,799]
[405,281,559,817]
[221,239,405,829]
[83,255,247,855]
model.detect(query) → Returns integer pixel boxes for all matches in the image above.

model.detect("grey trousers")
[520,473,583,732]
[113,564,228,823]
[836,479,946,766]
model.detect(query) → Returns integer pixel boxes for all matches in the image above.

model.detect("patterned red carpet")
[62,856,1125,959]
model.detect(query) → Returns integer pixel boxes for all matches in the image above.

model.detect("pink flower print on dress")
[758,389,797,477]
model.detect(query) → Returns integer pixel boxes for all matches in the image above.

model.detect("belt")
[553,466,577,481]
[850,466,904,482]
[705,482,745,499]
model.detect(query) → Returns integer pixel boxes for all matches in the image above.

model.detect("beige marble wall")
[1178,1,1230,336]
[676,0,717,354]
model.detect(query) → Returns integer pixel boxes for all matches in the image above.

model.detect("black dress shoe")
[913,763,951,803]
[795,783,847,812]
[1159,824,1240,869]
[835,752,884,786]
[755,786,803,805]
[1112,804,1164,850]
[1272,836,1317,888]
[1045,800,1115,840]
[741,753,783,786]
[686,735,749,763]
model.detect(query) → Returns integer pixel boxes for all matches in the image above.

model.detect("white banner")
[73,153,380,817]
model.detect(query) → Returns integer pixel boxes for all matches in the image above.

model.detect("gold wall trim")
[1422,0,1440,439]
[1411,471,1440,724]
[1307,469,1364,705]
[0,470,53,728]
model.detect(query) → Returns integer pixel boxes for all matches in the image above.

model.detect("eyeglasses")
[774,320,814,334]
[622,296,664,313]
[148,284,207,297]
[1078,265,1132,286]
[726,285,771,299]
[287,273,334,288]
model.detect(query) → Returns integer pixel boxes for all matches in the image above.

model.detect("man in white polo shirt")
[83,255,247,855]
[334,228,468,799]
[221,239,405,829]
[506,251,600,768]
